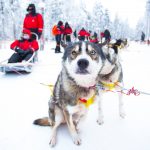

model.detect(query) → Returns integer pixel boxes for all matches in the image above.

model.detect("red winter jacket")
[57,25,65,35]
[10,40,39,52]
[23,13,43,33]
[100,32,104,38]
[64,27,72,35]
[90,37,98,43]
[78,30,87,37]
[86,32,91,37]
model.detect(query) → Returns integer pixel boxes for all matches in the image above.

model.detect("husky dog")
[34,41,105,146]
[96,41,125,125]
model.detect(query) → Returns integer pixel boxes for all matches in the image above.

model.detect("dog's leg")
[97,92,104,125]
[63,110,81,145]
[49,121,61,147]
[74,111,87,133]
[118,91,126,118]
[49,107,64,147]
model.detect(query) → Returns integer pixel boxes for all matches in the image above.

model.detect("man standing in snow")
[78,27,87,41]
[54,21,64,53]
[23,4,44,40]
[104,29,111,42]
[63,22,72,43]
[141,32,145,43]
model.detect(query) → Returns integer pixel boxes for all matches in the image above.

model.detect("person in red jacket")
[89,33,99,43]
[86,30,91,41]
[100,32,105,43]
[63,22,72,43]
[54,21,64,53]
[23,4,43,39]
[78,28,87,41]
[8,29,39,63]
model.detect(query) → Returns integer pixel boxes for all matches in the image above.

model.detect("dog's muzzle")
[76,59,89,74]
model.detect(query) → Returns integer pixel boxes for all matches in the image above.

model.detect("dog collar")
[101,81,118,90]
[78,94,96,108]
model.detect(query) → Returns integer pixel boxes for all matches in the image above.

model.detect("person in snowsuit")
[63,22,72,43]
[73,30,77,41]
[8,29,39,63]
[100,32,105,43]
[104,29,111,42]
[141,32,145,42]
[23,4,44,39]
[89,32,98,43]
[78,27,87,41]
[86,30,91,41]
[54,21,65,53]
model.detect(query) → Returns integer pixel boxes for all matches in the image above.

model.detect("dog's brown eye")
[90,50,96,55]
[72,51,77,55]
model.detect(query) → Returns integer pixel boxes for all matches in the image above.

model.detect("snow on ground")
[0,41,150,150]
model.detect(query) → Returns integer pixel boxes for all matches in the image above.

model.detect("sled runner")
[0,52,37,73]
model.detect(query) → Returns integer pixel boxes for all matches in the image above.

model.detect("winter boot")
[55,45,62,53]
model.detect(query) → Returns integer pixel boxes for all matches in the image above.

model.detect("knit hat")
[27,4,36,13]
[22,29,31,37]
[58,21,63,26]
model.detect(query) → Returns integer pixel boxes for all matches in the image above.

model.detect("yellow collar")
[78,94,96,108]
[101,81,118,90]
[41,83,96,108]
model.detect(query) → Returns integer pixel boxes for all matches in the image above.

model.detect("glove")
[15,47,26,56]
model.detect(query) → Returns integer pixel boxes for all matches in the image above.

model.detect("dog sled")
[0,32,39,73]
[0,52,37,73]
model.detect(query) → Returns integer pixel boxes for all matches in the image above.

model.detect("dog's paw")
[49,136,56,147]
[97,118,104,125]
[72,134,82,145]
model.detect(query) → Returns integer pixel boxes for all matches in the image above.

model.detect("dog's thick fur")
[96,42,125,125]
[34,41,106,146]
[33,41,125,146]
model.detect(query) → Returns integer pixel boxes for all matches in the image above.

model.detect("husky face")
[100,44,119,75]
[63,42,105,88]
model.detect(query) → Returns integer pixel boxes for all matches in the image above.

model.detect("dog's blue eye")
[90,50,96,55]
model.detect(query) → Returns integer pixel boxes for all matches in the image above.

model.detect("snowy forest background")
[0,0,147,40]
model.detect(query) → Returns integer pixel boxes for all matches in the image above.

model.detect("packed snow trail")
[0,41,150,150]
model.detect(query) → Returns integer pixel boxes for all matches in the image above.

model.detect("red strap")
[79,98,87,103]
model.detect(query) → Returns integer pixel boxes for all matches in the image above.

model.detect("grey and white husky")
[33,41,125,146]
[96,42,125,125]
[34,41,106,146]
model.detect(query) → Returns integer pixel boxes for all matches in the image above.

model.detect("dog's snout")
[77,59,89,69]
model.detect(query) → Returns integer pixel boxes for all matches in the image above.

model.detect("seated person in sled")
[8,29,39,63]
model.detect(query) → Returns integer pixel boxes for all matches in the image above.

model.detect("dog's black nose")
[77,59,89,69]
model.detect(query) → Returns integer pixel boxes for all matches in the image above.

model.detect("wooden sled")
[0,52,37,73]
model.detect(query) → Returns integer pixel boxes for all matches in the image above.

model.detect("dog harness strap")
[78,94,96,108]
[98,81,119,91]
[40,83,54,96]
[79,98,87,103]
[101,81,118,90]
